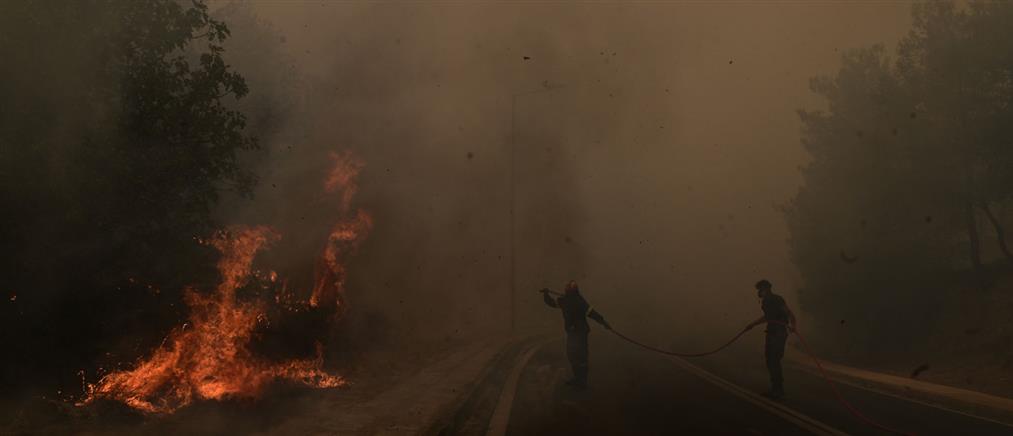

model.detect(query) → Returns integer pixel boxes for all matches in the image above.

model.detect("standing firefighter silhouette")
[744,279,797,399]
[541,280,611,389]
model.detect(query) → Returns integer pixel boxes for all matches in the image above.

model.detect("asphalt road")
[503,334,1013,436]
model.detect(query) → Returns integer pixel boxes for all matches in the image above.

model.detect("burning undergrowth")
[78,151,372,414]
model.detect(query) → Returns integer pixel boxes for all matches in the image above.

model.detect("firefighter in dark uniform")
[744,279,797,399]
[541,280,611,389]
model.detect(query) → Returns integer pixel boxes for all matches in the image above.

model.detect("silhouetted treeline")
[0,0,256,393]
[787,2,1013,351]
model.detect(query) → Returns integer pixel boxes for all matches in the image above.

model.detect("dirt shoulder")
[1,336,512,435]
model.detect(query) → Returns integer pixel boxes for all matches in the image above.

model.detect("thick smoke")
[1,1,931,419]
[213,2,592,350]
[213,2,914,350]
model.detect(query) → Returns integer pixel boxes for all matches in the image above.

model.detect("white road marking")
[486,339,551,436]
[667,356,851,436]
[485,338,849,436]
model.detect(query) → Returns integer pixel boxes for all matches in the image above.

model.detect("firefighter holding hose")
[540,280,611,389]
[744,279,797,399]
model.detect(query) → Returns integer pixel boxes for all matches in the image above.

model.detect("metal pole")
[509,94,516,333]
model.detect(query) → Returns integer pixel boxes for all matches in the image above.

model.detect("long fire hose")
[606,320,914,436]
[539,289,912,434]
[608,326,749,358]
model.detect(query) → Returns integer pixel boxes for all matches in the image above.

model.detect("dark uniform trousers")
[544,291,606,386]
[566,330,590,384]
[765,331,788,391]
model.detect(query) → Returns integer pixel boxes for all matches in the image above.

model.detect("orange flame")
[312,151,372,309]
[325,150,364,210]
[80,151,371,414]
[310,209,372,309]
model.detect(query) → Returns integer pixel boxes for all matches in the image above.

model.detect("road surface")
[497,335,1013,436]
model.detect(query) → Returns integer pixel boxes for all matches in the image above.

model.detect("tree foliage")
[787,1,1013,350]
[0,0,256,389]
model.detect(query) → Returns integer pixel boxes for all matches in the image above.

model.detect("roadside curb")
[485,337,556,436]
[424,335,547,436]
[787,351,1013,428]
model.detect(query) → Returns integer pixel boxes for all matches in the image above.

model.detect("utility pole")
[508,82,564,333]
[509,94,516,333]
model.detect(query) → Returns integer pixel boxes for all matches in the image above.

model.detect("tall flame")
[312,151,373,309]
[80,150,371,414]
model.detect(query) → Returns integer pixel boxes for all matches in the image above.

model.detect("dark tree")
[0,0,257,391]
[787,1,1013,350]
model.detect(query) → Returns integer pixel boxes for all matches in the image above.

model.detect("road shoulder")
[787,351,1013,428]
[424,335,547,436]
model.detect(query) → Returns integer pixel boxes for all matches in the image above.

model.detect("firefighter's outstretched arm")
[587,308,612,330]
[540,289,558,308]
[744,315,766,331]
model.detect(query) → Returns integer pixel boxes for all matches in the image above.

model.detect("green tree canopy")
[0,0,257,390]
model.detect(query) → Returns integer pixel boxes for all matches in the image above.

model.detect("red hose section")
[768,321,915,436]
[608,321,915,435]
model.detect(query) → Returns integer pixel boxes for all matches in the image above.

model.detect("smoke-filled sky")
[216,1,914,338]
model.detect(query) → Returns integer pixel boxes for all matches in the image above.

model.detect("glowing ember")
[80,151,372,414]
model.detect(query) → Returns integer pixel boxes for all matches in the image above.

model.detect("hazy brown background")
[215,1,915,344]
